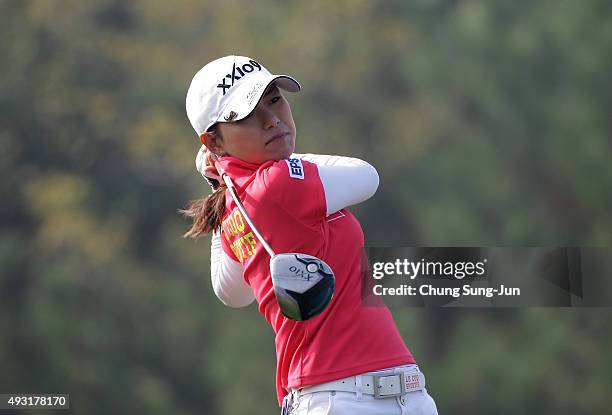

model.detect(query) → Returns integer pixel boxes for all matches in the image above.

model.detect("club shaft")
[222,174,276,258]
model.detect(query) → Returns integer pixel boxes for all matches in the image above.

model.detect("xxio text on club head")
[270,253,335,321]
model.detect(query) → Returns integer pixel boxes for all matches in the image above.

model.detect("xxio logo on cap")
[217,60,262,95]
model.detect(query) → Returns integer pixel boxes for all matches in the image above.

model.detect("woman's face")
[206,85,297,165]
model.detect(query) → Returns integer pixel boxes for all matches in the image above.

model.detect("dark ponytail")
[181,126,227,239]
[180,184,227,239]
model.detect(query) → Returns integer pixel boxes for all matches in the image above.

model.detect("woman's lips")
[266,132,288,145]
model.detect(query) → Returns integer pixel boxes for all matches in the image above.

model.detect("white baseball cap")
[186,55,301,136]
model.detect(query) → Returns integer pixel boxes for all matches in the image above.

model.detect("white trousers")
[283,365,439,415]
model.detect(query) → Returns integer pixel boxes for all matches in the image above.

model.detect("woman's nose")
[262,110,281,130]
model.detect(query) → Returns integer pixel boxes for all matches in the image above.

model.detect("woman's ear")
[200,132,224,155]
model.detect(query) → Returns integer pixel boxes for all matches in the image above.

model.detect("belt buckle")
[373,373,405,399]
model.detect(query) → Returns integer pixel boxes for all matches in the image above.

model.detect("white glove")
[196,145,222,190]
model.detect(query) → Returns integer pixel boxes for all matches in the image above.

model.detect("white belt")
[295,369,426,399]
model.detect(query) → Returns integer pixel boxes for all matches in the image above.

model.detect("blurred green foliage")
[1,0,611,414]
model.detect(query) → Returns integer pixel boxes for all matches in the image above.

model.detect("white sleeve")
[291,153,379,215]
[210,229,255,308]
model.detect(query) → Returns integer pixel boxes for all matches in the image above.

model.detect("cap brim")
[271,75,301,93]
[216,73,300,126]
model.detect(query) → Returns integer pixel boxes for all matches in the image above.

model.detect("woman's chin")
[272,145,295,161]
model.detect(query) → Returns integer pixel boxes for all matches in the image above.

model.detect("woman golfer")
[183,55,438,415]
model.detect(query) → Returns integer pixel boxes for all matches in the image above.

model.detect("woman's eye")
[270,96,281,104]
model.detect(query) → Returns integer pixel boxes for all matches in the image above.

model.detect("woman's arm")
[198,146,252,308]
[210,229,253,307]
[291,153,380,215]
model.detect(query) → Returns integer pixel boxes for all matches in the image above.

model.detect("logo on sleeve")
[286,158,304,180]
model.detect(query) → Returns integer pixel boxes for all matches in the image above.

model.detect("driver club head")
[270,253,335,321]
